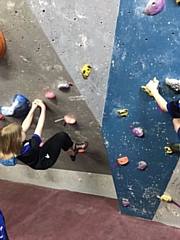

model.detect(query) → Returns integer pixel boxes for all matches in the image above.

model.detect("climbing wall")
[0,0,111,175]
[102,0,180,221]
[25,0,119,126]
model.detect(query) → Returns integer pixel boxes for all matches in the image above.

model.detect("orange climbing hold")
[117,156,129,165]
[78,149,85,153]
[0,31,6,59]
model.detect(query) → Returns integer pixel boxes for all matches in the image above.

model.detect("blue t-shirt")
[167,102,180,140]
[19,134,42,156]
[0,134,42,167]
[17,134,42,168]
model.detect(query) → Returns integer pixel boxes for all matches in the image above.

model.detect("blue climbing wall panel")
[102,1,180,219]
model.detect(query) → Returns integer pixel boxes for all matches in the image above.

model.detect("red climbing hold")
[0,114,5,120]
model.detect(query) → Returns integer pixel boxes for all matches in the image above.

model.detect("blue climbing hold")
[0,94,30,118]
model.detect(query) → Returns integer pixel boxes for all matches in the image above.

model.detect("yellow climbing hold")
[164,146,173,154]
[176,0,180,5]
[81,64,92,79]
[117,109,128,117]
[157,194,172,203]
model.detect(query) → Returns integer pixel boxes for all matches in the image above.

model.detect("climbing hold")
[117,156,129,165]
[157,193,180,208]
[122,198,130,207]
[45,91,56,99]
[157,194,172,203]
[176,0,180,5]
[118,109,128,117]
[81,64,92,79]
[164,146,173,154]
[63,115,76,125]
[129,126,144,137]
[0,94,30,118]
[0,31,6,59]
[141,77,159,97]
[138,161,148,170]
[144,0,165,16]
[55,114,76,125]
[165,78,180,93]
[0,114,5,120]
[58,82,73,91]
[78,149,85,153]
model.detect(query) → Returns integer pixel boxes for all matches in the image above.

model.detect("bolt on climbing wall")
[102,0,180,223]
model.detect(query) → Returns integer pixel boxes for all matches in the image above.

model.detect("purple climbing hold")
[58,82,73,91]
[129,126,144,137]
[122,199,130,207]
[144,0,166,16]
[138,161,148,170]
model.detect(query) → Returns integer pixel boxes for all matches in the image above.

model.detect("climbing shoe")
[70,141,88,161]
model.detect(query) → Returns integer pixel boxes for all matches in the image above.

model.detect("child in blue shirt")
[0,99,87,169]
[144,80,180,152]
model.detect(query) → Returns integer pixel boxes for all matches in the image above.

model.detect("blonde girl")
[0,99,87,169]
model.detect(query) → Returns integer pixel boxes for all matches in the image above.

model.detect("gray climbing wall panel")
[102,0,180,225]
[25,0,120,126]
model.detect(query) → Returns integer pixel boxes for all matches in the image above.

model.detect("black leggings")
[36,132,73,170]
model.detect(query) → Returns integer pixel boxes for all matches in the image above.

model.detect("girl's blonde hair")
[0,123,22,160]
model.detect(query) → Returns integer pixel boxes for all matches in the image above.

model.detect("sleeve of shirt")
[33,134,42,143]
[30,134,42,150]
[167,102,173,117]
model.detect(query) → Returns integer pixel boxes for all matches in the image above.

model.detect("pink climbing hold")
[0,114,5,120]
[122,199,130,207]
[45,91,56,99]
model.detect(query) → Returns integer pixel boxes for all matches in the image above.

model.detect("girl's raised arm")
[34,100,46,138]
[21,100,38,132]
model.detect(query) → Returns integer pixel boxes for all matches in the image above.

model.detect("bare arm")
[151,91,168,112]
[34,100,46,138]
[146,80,168,112]
[21,101,38,132]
